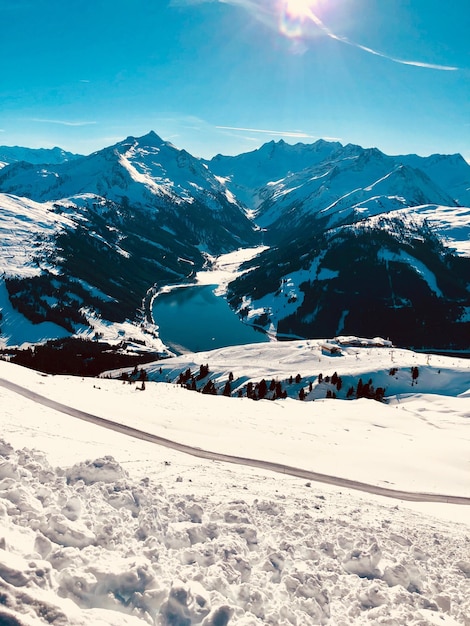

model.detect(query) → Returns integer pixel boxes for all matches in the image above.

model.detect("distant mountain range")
[0,145,80,169]
[0,132,469,356]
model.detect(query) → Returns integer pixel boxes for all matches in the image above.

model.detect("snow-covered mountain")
[0,145,80,169]
[208,141,470,213]
[207,138,342,208]
[1,132,235,206]
[254,159,457,240]
[396,152,470,207]
[0,131,256,250]
[0,133,469,357]
[0,133,259,354]
[227,213,470,350]
[210,142,470,351]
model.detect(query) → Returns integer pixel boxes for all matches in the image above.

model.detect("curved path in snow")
[2,377,469,506]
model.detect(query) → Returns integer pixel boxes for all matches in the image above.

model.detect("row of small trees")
[389,366,420,384]
[318,372,343,392]
[165,364,388,402]
[173,365,306,400]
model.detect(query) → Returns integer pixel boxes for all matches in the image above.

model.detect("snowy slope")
[396,152,470,207]
[0,342,469,626]
[254,152,457,235]
[207,139,343,208]
[227,212,470,351]
[0,193,78,346]
[410,205,470,256]
[0,192,173,351]
[0,132,247,215]
[0,131,258,257]
[0,193,75,278]
[0,145,80,168]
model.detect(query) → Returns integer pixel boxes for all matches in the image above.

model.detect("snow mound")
[66,457,128,485]
[1,439,469,625]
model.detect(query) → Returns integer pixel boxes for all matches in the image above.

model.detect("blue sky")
[1,0,469,160]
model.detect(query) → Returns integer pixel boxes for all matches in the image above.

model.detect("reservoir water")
[152,284,268,353]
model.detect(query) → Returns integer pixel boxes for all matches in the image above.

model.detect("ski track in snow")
[0,348,470,626]
[1,376,469,507]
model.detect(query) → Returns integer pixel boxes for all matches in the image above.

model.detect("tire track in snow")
[1,377,469,506]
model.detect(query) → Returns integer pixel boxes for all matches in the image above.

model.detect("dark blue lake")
[152,284,268,353]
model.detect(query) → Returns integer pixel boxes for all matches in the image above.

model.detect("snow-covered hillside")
[396,152,470,207]
[227,213,470,351]
[0,193,75,278]
[209,141,470,217]
[0,339,469,626]
[0,190,176,351]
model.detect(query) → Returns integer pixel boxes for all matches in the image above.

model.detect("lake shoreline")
[152,283,268,354]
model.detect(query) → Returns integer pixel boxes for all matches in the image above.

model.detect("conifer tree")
[258,379,267,399]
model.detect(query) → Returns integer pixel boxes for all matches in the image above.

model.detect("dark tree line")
[2,338,159,376]
[166,363,392,402]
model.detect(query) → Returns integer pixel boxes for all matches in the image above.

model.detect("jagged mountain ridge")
[0,145,80,169]
[254,158,458,243]
[0,132,469,353]
[397,152,470,207]
[0,131,256,250]
[208,140,470,211]
[206,138,343,208]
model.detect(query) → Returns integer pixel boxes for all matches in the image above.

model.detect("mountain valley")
[0,132,469,368]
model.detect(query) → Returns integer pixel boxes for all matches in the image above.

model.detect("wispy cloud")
[216,125,321,139]
[30,118,97,127]
[328,33,458,71]
[175,0,459,71]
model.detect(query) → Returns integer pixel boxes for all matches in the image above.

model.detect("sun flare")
[279,0,322,39]
[284,0,317,20]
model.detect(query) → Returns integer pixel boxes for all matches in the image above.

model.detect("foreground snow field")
[0,340,469,625]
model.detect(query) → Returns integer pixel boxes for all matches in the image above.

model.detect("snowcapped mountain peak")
[252,144,462,236]
[106,131,169,159]
[136,129,164,144]
[392,151,470,205]
[351,146,390,169]
[366,146,386,159]
[0,130,246,211]
[208,137,344,207]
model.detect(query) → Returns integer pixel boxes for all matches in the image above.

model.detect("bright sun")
[279,0,323,40]
[284,0,317,20]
